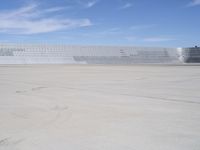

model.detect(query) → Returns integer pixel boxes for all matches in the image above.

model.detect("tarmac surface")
[0,65,200,150]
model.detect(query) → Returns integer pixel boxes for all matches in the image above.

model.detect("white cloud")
[0,3,38,19]
[44,7,67,13]
[85,0,99,8]
[119,2,132,10]
[73,0,99,8]
[0,3,92,34]
[187,0,200,7]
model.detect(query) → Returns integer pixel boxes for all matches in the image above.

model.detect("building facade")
[0,44,199,64]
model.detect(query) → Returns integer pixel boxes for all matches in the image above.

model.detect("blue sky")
[0,0,199,47]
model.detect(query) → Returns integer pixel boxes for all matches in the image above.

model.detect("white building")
[0,44,199,64]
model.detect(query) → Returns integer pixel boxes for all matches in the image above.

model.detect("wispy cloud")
[119,2,132,10]
[187,0,200,7]
[0,3,92,34]
[44,7,67,13]
[0,3,38,19]
[73,0,99,8]
[84,0,99,8]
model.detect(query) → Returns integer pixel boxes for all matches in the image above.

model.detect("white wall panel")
[0,44,185,64]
